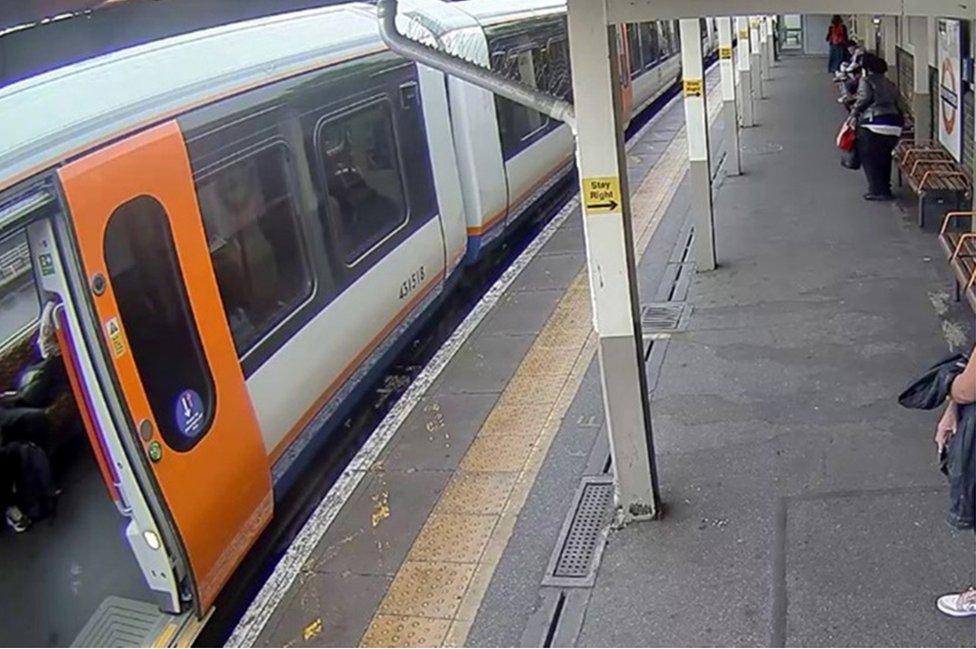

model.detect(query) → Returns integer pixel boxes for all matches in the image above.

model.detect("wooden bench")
[938,211,976,312]
[894,139,972,227]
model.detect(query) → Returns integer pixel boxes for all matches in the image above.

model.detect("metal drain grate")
[640,302,685,333]
[544,478,614,587]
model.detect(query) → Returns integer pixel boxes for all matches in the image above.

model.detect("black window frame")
[639,22,660,70]
[312,95,412,269]
[486,16,572,160]
[195,138,318,357]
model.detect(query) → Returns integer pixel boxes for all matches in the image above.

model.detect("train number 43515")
[399,266,426,300]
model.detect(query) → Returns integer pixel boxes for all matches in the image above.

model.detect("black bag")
[4,441,58,520]
[841,145,861,170]
[898,354,968,410]
[16,357,67,409]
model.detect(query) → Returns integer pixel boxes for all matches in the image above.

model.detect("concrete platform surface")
[470,55,976,648]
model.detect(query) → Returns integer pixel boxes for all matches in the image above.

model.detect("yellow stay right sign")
[582,176,621,214]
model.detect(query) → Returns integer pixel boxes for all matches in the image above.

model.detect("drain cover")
[640,302,686,334]
[544,478,614,587]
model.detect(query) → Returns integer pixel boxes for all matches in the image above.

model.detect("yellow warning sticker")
[683,79,704,97]
[105,317,126,358]
[582,177,622,214]
[720,46,733,60]
[739,28,749,39]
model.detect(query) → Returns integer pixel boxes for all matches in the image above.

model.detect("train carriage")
[0,2,714,644]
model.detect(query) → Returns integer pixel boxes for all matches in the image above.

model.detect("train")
[0,1,718,644]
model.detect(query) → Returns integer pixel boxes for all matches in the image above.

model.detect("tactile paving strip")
[552,481,614,579]
[360,615,451,648]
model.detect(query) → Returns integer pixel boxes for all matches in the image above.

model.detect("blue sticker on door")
[175,389,206,439]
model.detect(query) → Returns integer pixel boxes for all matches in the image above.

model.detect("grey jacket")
[851,72,902,123]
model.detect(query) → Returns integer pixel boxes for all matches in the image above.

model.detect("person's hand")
[936,401,958,453]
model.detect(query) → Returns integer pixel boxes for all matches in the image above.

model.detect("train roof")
[450,0,565,25]
[0,3,384,195]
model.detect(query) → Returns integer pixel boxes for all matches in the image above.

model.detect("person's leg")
[857,127,877,191]
[861,130,891,197]
[0,406,50,450]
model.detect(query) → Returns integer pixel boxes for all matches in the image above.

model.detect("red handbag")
[837,121,856,151]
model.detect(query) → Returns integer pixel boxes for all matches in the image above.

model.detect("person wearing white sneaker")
[934,347,976,618]
[937,587,976,617]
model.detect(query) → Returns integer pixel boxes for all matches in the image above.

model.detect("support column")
[910,16,931,141]
[880,15,897,79]
[765,17,776,69]
[718,17,741,176]
[750,16,764,100]
[680,18,716,272]
[566,0,659,522]
[759,16,771,82]
[737,17,755,127]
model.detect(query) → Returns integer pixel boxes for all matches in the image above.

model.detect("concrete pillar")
[680,18,716,272]
[737,16,756,127]
[750,16,764,99]
[910,16,931,141]
[759,16,770,81]
[566,0,659,522]
[717,17,741,176]
[880,15,897,78]
[765,17,776,68]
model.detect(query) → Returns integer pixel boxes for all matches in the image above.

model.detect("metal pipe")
[376,0,576,131]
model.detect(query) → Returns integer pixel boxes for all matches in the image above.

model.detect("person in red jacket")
[826,15,849,73]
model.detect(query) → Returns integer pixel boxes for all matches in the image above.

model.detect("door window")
[104,195,215,452]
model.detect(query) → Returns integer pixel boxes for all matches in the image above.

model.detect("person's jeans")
[828,44,845,73]
[856,127,899,196]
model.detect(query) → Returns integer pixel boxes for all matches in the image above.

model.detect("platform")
[236,55,975,648]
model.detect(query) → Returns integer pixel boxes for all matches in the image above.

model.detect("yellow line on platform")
[361,79,724,649]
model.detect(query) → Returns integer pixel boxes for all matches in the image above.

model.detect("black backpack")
[4,441,58,520]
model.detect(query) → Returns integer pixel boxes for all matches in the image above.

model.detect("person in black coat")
[933,347,976,617]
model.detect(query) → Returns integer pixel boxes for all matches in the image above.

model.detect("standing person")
[850,54,903,201]
[826,15,849,73]
[933,346,976,617]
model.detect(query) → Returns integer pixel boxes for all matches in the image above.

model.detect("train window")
[0,231,40,345]
[626,24,643,77]
[197,144,313,355]
[104,196,214,452]
[316,100,408,266]
[492,34,571,156]
[639,23,659,68]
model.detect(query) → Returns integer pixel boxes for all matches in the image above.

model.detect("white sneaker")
[936,588,976,617]
[4,505,29,533]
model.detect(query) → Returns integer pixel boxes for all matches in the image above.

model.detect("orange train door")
[58,121,273,614]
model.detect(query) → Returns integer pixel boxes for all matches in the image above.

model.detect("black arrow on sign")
[587,200,618,210]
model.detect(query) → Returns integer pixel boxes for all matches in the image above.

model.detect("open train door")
[58,121,273,615]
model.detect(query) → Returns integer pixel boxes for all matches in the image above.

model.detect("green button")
[148,440,163,463]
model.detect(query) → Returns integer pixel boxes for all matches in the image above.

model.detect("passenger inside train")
[0,220,154,646]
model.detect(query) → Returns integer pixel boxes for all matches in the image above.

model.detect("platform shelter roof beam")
[606,0,974,22]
